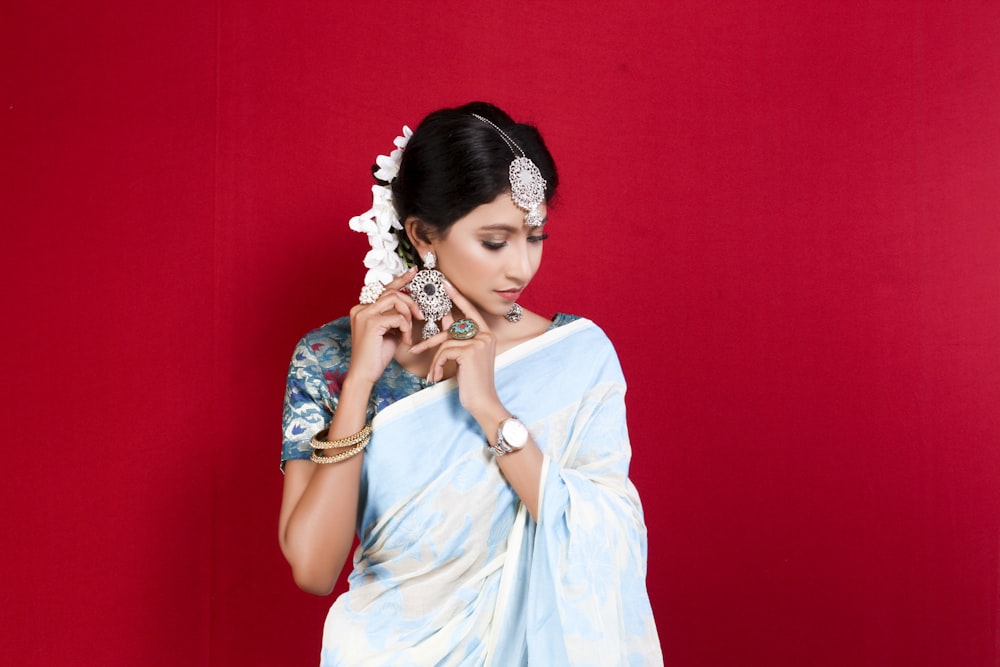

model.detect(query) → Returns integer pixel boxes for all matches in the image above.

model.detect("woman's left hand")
[410,280,542,519]
[409,281,504,422]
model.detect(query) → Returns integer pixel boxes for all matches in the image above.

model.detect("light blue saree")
[318,318,662,665]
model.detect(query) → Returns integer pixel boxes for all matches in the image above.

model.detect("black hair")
[387,101,558,264]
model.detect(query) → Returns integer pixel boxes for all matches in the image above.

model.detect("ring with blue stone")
[448,318,479,340]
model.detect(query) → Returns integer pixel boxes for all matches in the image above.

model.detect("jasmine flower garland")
[348,125,413,287]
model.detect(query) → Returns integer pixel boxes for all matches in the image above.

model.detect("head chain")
[470,113,547,227]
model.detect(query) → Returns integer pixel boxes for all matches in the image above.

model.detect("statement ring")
[359,282,386,305]
[448,319,479,340]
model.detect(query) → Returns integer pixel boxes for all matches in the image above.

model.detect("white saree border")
[483,500,530,666]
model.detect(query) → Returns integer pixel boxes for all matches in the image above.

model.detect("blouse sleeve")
[280,329,344,470]
[526,350,663,665]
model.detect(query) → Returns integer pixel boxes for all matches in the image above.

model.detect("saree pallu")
[320,318,662,666]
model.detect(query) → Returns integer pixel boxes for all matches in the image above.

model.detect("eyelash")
[482,234,549,250]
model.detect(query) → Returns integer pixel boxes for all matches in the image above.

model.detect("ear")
[404,217,434,256]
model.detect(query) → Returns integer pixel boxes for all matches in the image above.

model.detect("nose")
[506,240,533,282]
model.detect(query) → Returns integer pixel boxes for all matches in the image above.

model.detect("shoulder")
[288,316,352,370]
[550,313,611,345]
[523,315,626,391]
[564,316,623,374]
[550,312,583,329]
[299,316,351,345]
[544,313,621,363]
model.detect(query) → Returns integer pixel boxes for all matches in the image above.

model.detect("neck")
[467,310,509,336]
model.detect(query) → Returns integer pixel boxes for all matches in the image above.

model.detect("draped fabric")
[281,314,580,469]
[292,318,661,665]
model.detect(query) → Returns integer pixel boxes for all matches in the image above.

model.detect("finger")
[373,312,411,338]
[426,337,489,383]
[357,269,412,304]
[395,312,413,347]
[426,341,462,383]
[376,292,424,325]
[358,288,415,326]
[408,328,449,355]
[381,270,424,321]
[371,270,422,319]
[442,280,487,331]
[383,266,417,291]
[408,294,425,320]
[375,291,417,319]
[358,295,412,337]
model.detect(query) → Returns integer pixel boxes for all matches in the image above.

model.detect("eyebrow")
[478,224,519,232]
[478,218,548,232]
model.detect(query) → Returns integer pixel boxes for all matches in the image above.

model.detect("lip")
[496,288,523,302]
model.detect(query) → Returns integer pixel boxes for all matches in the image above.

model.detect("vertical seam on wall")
[209,0,221,663]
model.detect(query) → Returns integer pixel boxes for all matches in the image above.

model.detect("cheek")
[531,245,543,270]
[441,247,492,280]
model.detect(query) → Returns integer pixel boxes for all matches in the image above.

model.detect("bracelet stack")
[309,424,373,464]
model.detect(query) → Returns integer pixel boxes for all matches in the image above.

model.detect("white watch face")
[501,418,528,450]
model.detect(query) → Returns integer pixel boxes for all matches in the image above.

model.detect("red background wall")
[2,1,998,665]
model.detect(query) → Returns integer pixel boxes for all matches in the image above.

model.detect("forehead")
[452,193,547,232]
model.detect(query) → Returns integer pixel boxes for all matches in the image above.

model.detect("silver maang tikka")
[408,251,452,339]
[470,113,547,227]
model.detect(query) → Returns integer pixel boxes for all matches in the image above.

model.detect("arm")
[410,282,546,519]
[278,373,373,595]
[278,269,419,595]
[416,308,661,661]
[467,405,545,521]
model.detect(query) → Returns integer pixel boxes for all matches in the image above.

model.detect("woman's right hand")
[347,268,422,387]
[281,271,421,595]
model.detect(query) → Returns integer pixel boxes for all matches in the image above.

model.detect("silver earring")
[505,303,523,323]
[408,251,451,339]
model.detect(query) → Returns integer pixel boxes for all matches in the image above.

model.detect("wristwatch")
[490,416,528,457]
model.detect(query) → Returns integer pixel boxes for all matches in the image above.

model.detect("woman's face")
[429,193,548,320]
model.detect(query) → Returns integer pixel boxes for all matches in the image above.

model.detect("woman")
[280,102,662,665]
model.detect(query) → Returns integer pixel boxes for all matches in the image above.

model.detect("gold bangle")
[310,437,370,464]
[310,424,372,450]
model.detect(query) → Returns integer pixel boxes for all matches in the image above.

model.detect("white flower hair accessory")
[349,125,413,290]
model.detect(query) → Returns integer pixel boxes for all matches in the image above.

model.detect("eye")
[482,240,507,250]
[528,233,549,243]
